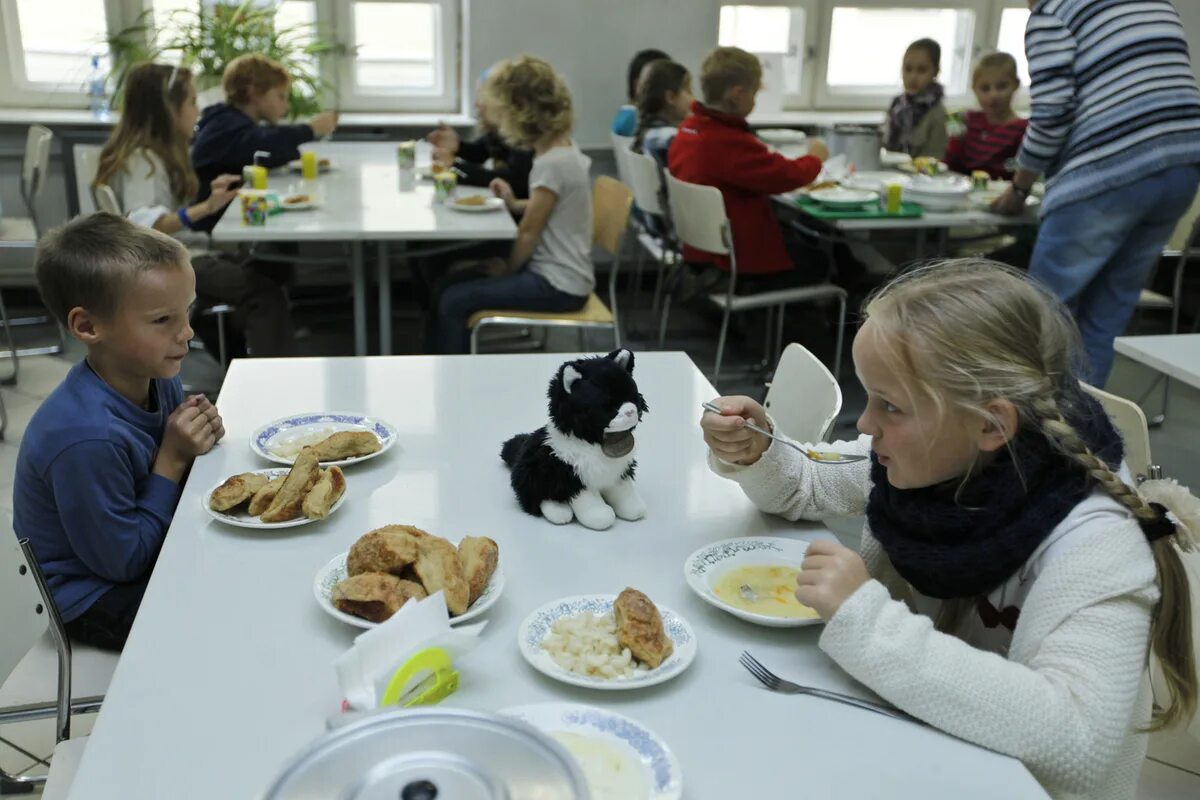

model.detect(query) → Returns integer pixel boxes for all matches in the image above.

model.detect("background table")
[66,353,1047,799]
[211,142,518,355]
[1115,334,1200,391]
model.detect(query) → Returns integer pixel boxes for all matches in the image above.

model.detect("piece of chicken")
[209,473,269,512]
[259,448,320,522]
[613,588,674,669]
[414,536,471,615]
[247,475,286,516]
[331,573,427,623]
[346,526,426,576]
[302,466,346,520]
[457,536,499,605]
[312,431,381,461]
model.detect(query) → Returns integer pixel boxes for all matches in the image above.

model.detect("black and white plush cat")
[501,349,648,530]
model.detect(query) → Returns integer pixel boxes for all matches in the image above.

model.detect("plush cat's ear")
[607,348,634,373]
[561,364,583,393]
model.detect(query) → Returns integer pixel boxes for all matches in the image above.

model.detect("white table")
[1115,334,1200,391]
[210,142,518,356]
[66,353,1047,800]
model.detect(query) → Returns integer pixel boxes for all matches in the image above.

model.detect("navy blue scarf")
[866,390,1124,599]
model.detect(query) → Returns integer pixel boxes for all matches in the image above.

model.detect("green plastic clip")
[380,647,458,708]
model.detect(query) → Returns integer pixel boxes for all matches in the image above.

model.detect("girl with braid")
[631,59,693,169]
[701,260,1197,800]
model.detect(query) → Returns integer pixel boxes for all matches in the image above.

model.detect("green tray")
[792,195,923,220]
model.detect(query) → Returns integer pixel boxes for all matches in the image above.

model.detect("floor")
[1,261,1199,796]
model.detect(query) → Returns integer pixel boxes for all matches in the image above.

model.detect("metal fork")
[739,652,923,724]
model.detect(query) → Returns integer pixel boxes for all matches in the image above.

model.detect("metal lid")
[832,123,882,136]
[263,708,590,800]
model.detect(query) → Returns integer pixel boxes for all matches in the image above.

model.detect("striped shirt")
[945,111,1029,180]
[1018,0,1200,216]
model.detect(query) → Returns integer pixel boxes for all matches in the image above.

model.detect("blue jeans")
[433,268,588,353]
[1029,164,1200,385]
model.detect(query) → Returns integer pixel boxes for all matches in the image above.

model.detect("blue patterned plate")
[501,703,683,800]
[517,594,697,691]
[250,412,397,467]
[683,537,821,628]
[313,548,505,629]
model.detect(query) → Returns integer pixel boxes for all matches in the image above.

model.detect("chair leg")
[832,294,848,384]
[714,305,733,387]
[216,312,228,372]
[470,323,481,354]
[774,304,787,368]
[630,242,647,332]
[0,289,20,386]
[657,292,673,350]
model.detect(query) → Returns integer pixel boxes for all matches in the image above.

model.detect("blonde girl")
[701,260,1195,800]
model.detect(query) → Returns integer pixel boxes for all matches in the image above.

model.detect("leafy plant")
[106,0,347,118]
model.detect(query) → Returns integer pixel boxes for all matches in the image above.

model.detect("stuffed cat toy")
[501,349,648,530]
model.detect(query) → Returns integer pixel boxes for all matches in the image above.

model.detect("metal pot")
[262,708,590,800]
[828,124,883,172]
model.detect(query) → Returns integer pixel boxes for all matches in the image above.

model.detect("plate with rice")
[250,412,398,467]
[517,594,697,691]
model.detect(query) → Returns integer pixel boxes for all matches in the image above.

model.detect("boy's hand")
[490,178,516,206]
[190,394,225,445]
[154,397,217,481]
[700,395,771,465]
[204,174,241,214]
[426,123,460,155]
[796,539,871,620]
[310,111,339,138]
[806,137,830,162]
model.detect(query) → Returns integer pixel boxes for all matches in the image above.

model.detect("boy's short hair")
[699,47,762,105]
[223,54,290,106]
[906,38,942,71]
[35,213,189,324]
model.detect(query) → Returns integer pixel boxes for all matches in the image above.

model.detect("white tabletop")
[210,142,518,243]
[66,353,1046,800]
[1115,334,1200,391]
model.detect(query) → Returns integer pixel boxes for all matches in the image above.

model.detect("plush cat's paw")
[540,500,574,525]
[611,493,646,521]
[576,503,617,530]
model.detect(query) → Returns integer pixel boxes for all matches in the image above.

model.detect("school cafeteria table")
[210,142,518,356]
[1115,334,1200,391]
[64,353,1048,800]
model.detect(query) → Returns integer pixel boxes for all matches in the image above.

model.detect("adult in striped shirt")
[945,53,1028,180]
[993,0,1200,385]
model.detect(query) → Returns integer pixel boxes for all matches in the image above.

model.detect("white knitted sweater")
[709,432,1160,800]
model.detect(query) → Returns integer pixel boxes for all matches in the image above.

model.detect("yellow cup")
[249,164,268,190]
[885,182,903,214]
[301,151,318,181]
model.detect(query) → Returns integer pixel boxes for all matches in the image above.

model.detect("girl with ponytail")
[701,259,1197,800]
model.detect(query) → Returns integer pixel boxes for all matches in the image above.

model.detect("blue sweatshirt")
[190,103,314,230]
[13,361,184,622]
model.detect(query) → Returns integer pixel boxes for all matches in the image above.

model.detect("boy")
[14,213,224,651]
[190,54,338,231]
[667,47,830,293]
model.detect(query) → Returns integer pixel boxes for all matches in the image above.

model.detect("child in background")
[701,260,1196,800]
[945,53,1028,180]
[632,59,694,168]
[190,54,338,231]
[14,214,224,651]
[95,62,295,357]
[612,48,671,136]
[668,46,829,294]
[884,38,948,159]
[430,56,592,353]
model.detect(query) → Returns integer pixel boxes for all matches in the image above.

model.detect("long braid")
[632,60,689,154]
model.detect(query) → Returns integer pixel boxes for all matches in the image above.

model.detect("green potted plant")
[107,0,347,118]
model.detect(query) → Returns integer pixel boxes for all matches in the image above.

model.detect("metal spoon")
[739,584,759,602]
[701,402,869,465]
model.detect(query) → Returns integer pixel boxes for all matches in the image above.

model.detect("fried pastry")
[331,573,427,623]
[259,448,320,522]
[210,472,269,512]
[247,475,285,516]
[311,431,380,461]
[346,525,423,576]
[302,466,346,520]
[455,195,486,207]
[457,536,499,604]
[613,587,674,669]
[414,536,470,615]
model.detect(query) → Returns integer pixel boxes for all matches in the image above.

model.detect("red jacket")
[667,102,822,274]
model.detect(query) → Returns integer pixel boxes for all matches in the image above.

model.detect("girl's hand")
[490,178,516,205]
[990,184,1026,216]
[204,174,241,214]
[796,539,871,620]
[806,137,830,162]
[700,395,771,465]
[426,123,460,155]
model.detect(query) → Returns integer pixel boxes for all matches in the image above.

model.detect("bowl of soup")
[683,537,822,627]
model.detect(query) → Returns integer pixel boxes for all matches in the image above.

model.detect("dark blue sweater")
[13,362,184,622]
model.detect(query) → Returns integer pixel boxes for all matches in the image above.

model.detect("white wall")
[1178,0,1200,80]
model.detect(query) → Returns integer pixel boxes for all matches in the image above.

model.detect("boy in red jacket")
[668,47,828,293]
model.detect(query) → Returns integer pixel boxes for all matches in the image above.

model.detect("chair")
[0,537,109,795]
[1080,382,1152,482]
[468,176,633,353]
[764,343,844,443]
[664,171,848,386]
[618,148,680,337]
[74,144,104,216]
[610,132,635,186]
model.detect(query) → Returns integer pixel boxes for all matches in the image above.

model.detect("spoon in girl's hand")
[701,402,869,465]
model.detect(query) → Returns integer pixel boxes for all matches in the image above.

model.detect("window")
[996,7,1031,87]
[8,0,109,90]
[718,3,814,110]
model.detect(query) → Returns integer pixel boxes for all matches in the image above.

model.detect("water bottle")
[86,55,108,117]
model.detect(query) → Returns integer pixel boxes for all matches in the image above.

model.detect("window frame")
[718,0,820,112]
[983,0,1032,111]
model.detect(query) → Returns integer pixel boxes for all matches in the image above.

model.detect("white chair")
[764,343,843,443]
[74,144,104,216]
[610,132,635,186]
[1080,382,1152,482]
[615,146,678,336]
[664,171,848,386]
[0,537,110,795]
